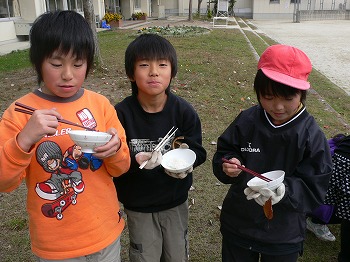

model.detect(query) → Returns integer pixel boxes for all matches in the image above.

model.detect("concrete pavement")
[0,40,30,56]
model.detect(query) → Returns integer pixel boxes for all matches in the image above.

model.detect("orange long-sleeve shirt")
[0,88,130,259]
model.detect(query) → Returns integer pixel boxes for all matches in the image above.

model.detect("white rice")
[166,158,189,170]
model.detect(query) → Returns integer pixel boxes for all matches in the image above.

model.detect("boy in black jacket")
[114,34,206,262]
[212,45,332,262]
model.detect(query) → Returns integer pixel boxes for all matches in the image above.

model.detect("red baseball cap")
[258,44,312,90]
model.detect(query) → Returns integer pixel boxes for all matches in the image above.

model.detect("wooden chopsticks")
[221,158,272,182]
[139,126,178,169]
[14,102,95,131]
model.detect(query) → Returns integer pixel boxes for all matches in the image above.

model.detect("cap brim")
[261,68,310,90]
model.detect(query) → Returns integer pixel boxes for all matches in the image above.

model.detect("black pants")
[310,211,342,225]
[222,237,299,262]
[338,219,350,262]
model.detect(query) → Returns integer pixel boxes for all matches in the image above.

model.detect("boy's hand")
[244,184,286,206]
[255,184,285,206]
[165,166,193,179]
[93,128,121,159]
[222,158,243,177]
[17,108,61,152]
[136,151,162,169]
[244,187,261,200]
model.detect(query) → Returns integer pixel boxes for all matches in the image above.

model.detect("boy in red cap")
[212,44,333,262]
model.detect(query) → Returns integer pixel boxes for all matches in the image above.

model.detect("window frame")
[0,0,21,19]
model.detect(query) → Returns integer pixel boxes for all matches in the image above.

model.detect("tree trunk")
[188,0,193,21]
[197,0,203,16]
[82,0,103,68]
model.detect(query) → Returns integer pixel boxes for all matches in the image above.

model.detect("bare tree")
[229,0,236,16]
[197,0,203,16]
[188,0,193,21]
[82,0,103,67]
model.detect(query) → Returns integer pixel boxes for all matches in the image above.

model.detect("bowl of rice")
[161,148,196,173]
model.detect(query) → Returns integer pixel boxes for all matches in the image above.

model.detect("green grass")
[0,49,30,72]
[0,23,349,262]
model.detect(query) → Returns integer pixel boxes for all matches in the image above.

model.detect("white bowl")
[161,148,196,173]
[68,130,112,153]
[247,170,285,191]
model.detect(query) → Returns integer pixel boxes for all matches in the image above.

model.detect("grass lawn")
[0,21,349,261]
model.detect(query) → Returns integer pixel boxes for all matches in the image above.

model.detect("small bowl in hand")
[68,130,112,153]
[247,170,285,191]
[161,148,196,173]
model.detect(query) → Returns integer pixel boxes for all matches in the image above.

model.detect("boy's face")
[259,91,302,126]
[131,59,172,97]
[40,50,87,98]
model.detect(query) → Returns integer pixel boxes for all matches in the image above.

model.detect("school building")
[1,0,349,45]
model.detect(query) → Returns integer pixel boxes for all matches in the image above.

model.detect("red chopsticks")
[14,102,95,131]
[221,158,272,182]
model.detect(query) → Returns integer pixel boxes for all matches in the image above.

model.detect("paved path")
[250,19,350,95]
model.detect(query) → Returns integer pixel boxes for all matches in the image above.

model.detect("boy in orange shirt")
[0,10,130,261]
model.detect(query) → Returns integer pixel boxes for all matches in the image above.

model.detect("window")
[45,0,83,12]
[134,0,141,9]
[68,0,83,12]
[105,0,121,13]
[290,0,301,3]
[0,0,21,18]
[270,0,280,3]
[45,0,64,11]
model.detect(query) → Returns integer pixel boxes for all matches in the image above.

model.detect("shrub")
[132,12,147,19]
[103,12,123,22]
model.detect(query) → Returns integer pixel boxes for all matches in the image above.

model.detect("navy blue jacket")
[212,104,332,250]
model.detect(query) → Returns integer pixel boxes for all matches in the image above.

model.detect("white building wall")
[120,0,132,18]
[0,21,17,43]
[253,0,298,19]
[164,0,178,15]
[151,0,165,18]
[234,0,253,18]
[163,0,207,16]
[0,0,105,45]
[0,0,39,43]
[252,0,348,20]
[19,0,43,21]
[140,0,151,17]
[94,0,105,21]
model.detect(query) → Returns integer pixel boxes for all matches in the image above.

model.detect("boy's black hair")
[254,69,307,103]
[124,33,178,96]
[29,10,95,85]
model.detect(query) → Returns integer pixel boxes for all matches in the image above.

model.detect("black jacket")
[114,93,206,212]
[212,105,332,248]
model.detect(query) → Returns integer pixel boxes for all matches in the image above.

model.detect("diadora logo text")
[241,142,260,153]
